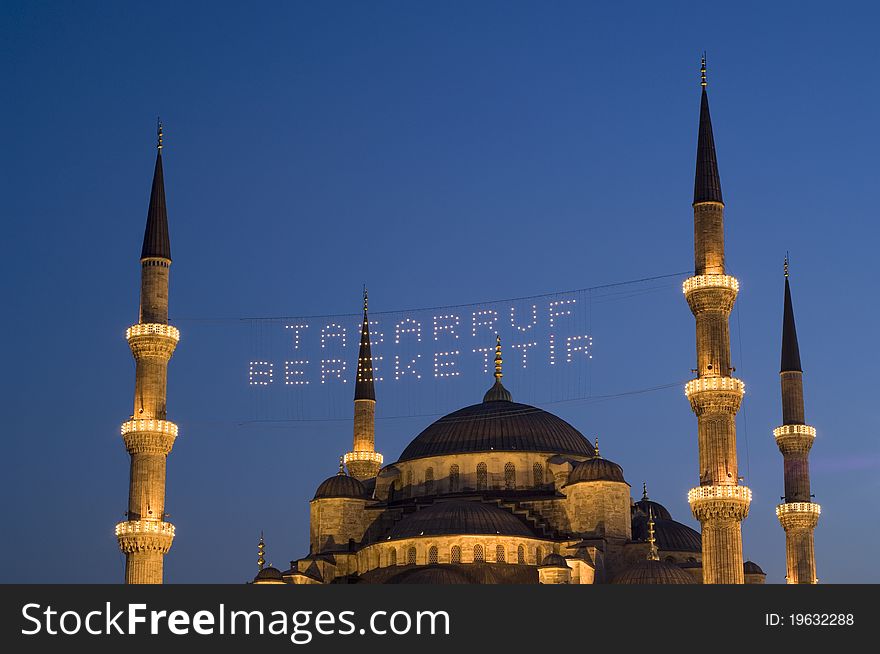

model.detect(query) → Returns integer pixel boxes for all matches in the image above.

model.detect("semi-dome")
[632,498,673,521]
[398,400,594,462]
[387,566,474,584]
[631,515,701,553]
[611,559,694,585]
[387,500,535,539]
[568,457,626,484]
[313,473,367,500]
[539,553,569,568]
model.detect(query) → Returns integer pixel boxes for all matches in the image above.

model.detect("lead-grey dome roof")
[397,400,594,462]
[387,501,535,539]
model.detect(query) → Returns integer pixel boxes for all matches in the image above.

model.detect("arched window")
[449,464,460,492]
[407,547,417,565]
[476,462,488,490]
[424,467,434,495]
[665,556,676,564]
[473,544,484,562]
[428,546,438,564]
[406,470,414,496]
[535,547,543,565]
[504,462,516,489]
[517,545,525,564]
[451,545,461,564]
[389,549,397,566]
[533,463,544,487]
[496,545,506,563]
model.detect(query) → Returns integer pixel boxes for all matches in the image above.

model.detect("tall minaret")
[344,288,383,480]
[683,56,751,584]
[774,258,820,583]
[115,121,179,584]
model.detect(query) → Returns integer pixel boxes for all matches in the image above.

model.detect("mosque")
[113,59,821,585]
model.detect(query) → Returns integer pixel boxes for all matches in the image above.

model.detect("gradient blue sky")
[2,1,878,583]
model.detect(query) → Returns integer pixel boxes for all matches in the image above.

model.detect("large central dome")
[398,398,595,462]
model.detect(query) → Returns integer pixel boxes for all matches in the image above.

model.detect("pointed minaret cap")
[354,286,376,401]
[141,118,172,260]
[483,335,512,402]
[694,54,723,205]
[781,256,803,372]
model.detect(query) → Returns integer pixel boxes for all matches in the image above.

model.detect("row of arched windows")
[388,543,540,566]
[397,461,551,497]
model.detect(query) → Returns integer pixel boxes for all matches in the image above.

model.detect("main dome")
[397,399,594,462]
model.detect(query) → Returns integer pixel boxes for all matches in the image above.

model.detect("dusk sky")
[2,1,878,583]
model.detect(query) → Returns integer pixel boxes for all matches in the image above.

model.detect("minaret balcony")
[116,519,175,554]
[126,323,179,359]
[684,377,745,415]
[773,424,816,455]
[344,451,384,465]
[776,502,821,531]
[121,419,178,455]
[683,274,739,314]
[688,484,751,521]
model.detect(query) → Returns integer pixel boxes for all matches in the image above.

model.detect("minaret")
[344,288,383,480]
[774,258,820,583]
[115,120,179,584]
[683,56,751,584]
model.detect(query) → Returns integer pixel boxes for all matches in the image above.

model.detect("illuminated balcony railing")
[773,424,816,439]
[126,323,180,342]
[344,451,384,465]
[688,485,752,504]
[121,419,178,437]
[682,274,739,295]
[115,520,176,537]
[776,502,821,518]
[685,377,745,398]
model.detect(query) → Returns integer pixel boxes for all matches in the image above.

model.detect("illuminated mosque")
[114,59,821,585]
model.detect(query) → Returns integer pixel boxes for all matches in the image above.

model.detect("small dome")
[387,501,534,539]
[539,553,569,568]
[253,566,284,582]
[313,473,367,500]
[612,559,694,585]
[568,457,626,484]
[631,515,701,553]
[744,560,765,575]
[388,566,474,584]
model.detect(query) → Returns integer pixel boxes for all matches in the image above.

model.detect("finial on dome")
[482,336,512,402]
[700,53,707,88]
[338,456,346,475]
[257,532,265,571]
[594,437,600,457]
[647,508,659,561]
[642,482,649,501]
[157,117,163,151]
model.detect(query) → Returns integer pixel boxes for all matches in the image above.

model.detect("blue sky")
[2,1,878,583]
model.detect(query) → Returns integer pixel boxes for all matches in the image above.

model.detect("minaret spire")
[345,288,383,480]
[116,123,180,583]
[774,259,820,583]
[683,60,750,584]
[694,54,723,207]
